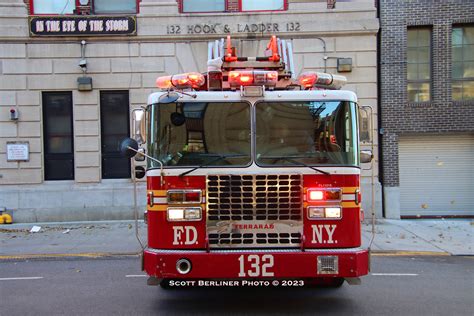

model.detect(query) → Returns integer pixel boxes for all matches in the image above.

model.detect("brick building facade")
[379,0,474,218]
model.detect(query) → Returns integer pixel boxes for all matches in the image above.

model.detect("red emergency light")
[307,188,342,202]
[298,71,347,90]
[156,72,205,90]
[228,70,278,88]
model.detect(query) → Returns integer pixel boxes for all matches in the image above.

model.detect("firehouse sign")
[166,22,301,35]
[29,16,137,37]
[6,142,29,162]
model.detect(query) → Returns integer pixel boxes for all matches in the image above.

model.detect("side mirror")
[132,108,146,145]
[360,150,373,163]
[120,137,138,158]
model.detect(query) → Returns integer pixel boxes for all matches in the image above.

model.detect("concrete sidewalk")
[0,219,472,258]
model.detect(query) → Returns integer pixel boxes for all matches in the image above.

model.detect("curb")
[0,252,141,261]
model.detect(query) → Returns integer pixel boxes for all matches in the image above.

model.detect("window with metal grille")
[407,28,431,102]
[43,92,74,181]
[452,25,474,101]
[100,91,131,179]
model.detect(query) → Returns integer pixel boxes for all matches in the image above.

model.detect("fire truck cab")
[123,36,370,288]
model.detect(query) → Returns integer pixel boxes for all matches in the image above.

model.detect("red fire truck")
[122,36,371,288]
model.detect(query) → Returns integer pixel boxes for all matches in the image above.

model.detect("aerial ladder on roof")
[206,35,297,90]
[206,35,345,91]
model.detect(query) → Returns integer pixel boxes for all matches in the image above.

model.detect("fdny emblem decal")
[311,224,337,244]
[172,226,198,245]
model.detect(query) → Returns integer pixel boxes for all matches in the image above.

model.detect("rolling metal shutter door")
[399,135,474,216]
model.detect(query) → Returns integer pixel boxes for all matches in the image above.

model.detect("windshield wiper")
[179,153,248,177]
[259,155,330,175]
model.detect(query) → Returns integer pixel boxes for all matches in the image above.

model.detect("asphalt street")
[1,256,472,316]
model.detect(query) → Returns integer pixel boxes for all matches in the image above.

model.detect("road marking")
[0,252,140,261]
[0,277,44,281]
[371,251,450,256]
[371,273,418,276]
[125,274,147,278]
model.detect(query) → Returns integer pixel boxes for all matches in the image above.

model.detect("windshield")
[255,101,359,166]
[147,102,251,168]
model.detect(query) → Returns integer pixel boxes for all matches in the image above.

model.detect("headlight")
[167,207,202,221]
[308,206,342,219]
[308,207,325,218]
[325,207,341,219]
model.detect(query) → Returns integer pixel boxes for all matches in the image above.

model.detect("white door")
[399,134,474,216]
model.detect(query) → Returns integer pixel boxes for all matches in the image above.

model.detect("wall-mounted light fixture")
[9,107,19,120]
[337,58,352,72]
[77,40,92,91]
[77,77,93,91]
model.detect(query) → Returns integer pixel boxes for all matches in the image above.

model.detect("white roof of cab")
[148,89,357,105]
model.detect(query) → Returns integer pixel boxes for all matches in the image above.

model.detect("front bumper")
[143,248,369,279]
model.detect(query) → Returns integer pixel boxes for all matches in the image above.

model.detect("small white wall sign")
[7,142,30,162]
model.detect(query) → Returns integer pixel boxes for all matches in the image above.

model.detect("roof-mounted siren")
[298,71,347,90]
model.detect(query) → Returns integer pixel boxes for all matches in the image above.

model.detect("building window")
[30,0,140,15]
[94,0,137,14]
[407,28,431,102]
[43,92,74,181]
[31,0,75,14]
[241,0,285,11]
[182,0,225,12]
[180,0,286,13]
[452,25,474,101]
[100,91,131,179]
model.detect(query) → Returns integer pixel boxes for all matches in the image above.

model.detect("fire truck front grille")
[206,174,303,221]
[208,232,302,246]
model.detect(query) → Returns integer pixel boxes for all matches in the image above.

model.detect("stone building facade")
[379,0,474,218]
[0,0,380,222]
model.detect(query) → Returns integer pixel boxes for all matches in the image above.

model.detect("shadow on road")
[153,286,357,314]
